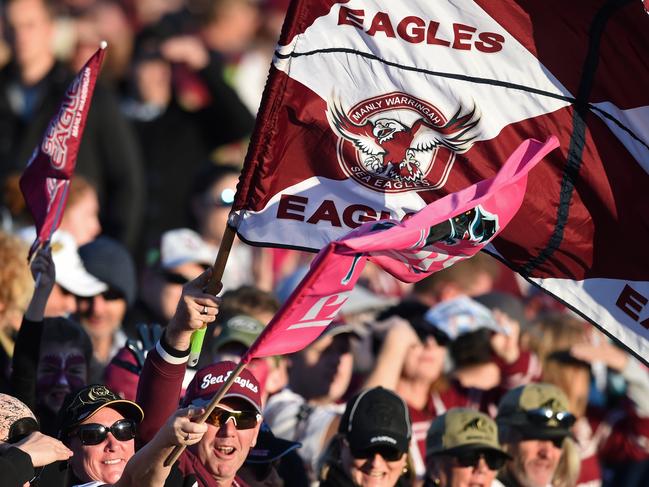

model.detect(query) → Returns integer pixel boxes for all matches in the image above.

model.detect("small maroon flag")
[19,43,107,258]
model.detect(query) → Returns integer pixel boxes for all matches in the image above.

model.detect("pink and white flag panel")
[232,1,649,359]
[242,137,558,360]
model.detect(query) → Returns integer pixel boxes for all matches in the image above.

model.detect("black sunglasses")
[206,406,260,431]
[413,321,450,346]
[453,450,506,470]
[70,419,136,446]
[7,417,40,444]
[350,445,404,462]
[526,408,576,428]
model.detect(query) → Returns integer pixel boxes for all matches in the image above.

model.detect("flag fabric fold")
[19,44,106,258]
[242,136,557,361]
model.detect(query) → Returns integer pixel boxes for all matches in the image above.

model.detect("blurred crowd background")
[0,1,648,486]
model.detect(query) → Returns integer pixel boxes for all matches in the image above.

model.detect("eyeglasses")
[163,271,190,285]
[70,419,137,446]
[101,288,125,301]
[350,444,405,462]
[413,322,450,347]
[453,450,506,470]
[203,188,236,208]
[525,408,576,428]
[206,406,261,430]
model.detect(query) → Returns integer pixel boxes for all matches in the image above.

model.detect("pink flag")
[19,44,107,258]
[242,136,558,361]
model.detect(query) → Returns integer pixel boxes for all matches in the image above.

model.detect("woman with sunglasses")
[58,384,144,486]
[425,408,509,487]
[318,387,414,487]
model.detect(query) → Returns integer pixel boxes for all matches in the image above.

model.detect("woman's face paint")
[37,342,87,414]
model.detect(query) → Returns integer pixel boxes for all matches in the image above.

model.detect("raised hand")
[162,407,208,448]
[490,309,521,364]
[166,269,221,350]
[25,245,56,321]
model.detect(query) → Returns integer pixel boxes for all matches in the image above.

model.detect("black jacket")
[0,61,146,249]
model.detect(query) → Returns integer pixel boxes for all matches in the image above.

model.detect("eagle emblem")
[326,94,480,188]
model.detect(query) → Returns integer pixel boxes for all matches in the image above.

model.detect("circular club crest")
[327,92,479,194]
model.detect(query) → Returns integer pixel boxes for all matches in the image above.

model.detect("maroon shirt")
[136,338,250,487]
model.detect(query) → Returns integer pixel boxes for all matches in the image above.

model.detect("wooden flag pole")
[188,224,237,366]
[163,360,249,466]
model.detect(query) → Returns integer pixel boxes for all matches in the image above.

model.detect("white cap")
[49,231,108,297]
[160,228,216,269]
[18,227,108,297]
[424,295,504,340]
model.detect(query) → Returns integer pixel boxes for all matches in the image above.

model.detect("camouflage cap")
[212,314,265,351]
[426,408,507,457]
[496,383,574,441]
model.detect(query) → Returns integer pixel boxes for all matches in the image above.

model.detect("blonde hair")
[553,436,581,487]
[0,232,32,357]
[527,312,588,363]
[67,174,97,208]
[0,231,32,319]
[542,359,590,418]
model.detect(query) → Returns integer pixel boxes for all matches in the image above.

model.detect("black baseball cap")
[58,384,143,435]
[339,387,411,456]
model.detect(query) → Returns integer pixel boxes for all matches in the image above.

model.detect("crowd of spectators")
[1,0,649,486]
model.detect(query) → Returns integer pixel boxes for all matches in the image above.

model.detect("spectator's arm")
[11,247,56,407]
[116,407,207,487]
[0,446,35,486]
[571,343,649,462]
[364,317,421,390]
[621,357,649,417]
[136,270,219,443]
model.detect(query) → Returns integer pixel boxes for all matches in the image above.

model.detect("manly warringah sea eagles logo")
[326,92,481,193]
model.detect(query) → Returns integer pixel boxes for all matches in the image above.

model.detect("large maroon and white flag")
[232,1,649,358]
[19,44,106,258]
[241,137,557,360]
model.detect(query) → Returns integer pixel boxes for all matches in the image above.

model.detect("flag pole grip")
[188,225,236,366]
[163,360,248,466]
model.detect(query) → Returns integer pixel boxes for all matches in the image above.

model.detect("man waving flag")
[230,0,649,360]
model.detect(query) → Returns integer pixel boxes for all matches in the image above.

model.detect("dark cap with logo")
[182,361,263,413]
[426,408,508,458]
[496,383,574,441]
[339,387,411,455]
[58,384,143,434]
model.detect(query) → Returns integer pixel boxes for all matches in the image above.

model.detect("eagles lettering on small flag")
[19,43,107,258]
[232,0,649,359]
[241,137,558,361]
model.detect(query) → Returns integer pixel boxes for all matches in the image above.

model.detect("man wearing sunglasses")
[59,384,144,486]
[425,408,510,487]
[496,383,579,487]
